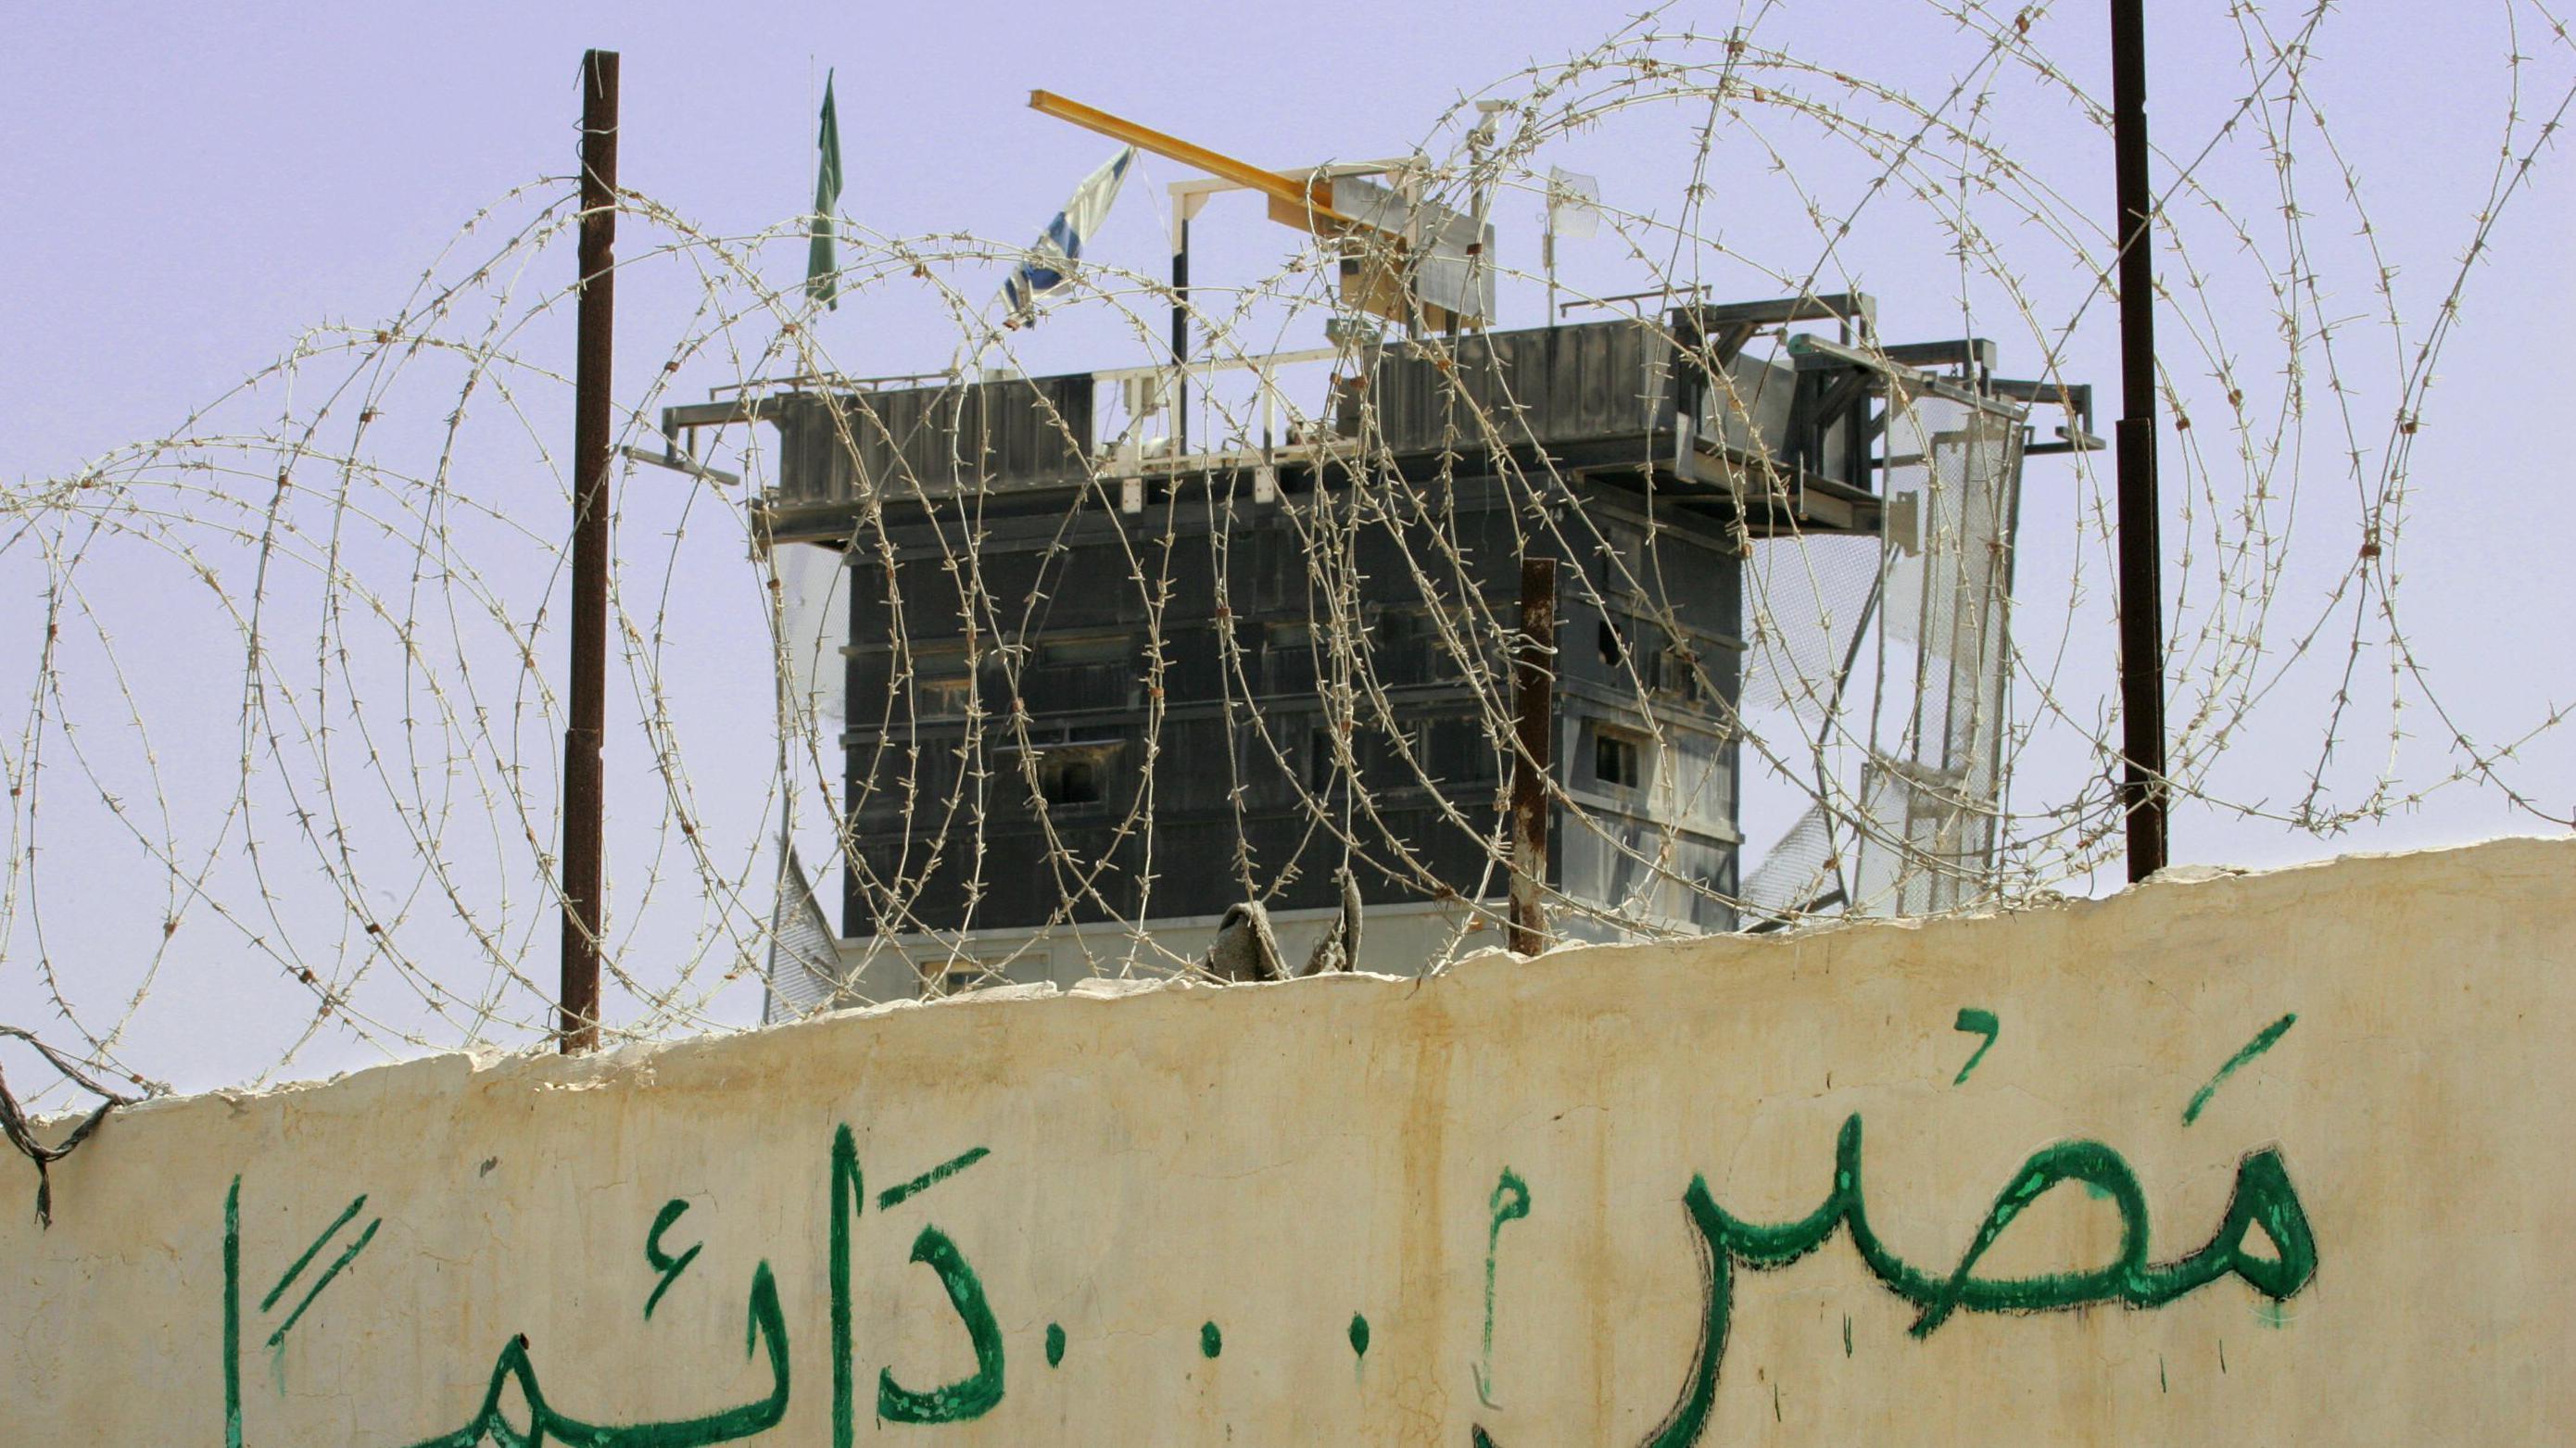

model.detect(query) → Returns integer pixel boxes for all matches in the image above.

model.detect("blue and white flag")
[1001,146,1134,327]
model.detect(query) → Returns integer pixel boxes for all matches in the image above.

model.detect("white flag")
[1002,146,1136,326]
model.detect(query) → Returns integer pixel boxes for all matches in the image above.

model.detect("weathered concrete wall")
[8,838,2571,1444]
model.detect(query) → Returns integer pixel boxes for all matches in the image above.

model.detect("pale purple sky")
[6,1,2570,1091]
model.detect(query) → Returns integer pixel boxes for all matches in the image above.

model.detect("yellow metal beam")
[1027,90,1370,238]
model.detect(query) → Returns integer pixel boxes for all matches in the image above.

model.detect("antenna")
[1542,167,1598,321]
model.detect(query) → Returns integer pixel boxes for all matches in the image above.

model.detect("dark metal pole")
[561,48,618,1052]
[1508,557,1557,954]
[2110,1,2169,882]
[1170,217,1189,455]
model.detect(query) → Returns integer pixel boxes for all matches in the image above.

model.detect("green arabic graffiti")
[830,1123,1005,1441]
[645,1199,703,1321]
[877,1227,1006,1422]
[268,1215,380,1348]
[2184,1014,2298,1125]
[260,1192,369,1312]
[1951,1008,2000,1085]
[222,1177,385,1431]
[829,1125,864,1448]
[1472,1167,1531,1408]
[224,1177,789,1447]
[224,1178,243,1448]
[877,1147,990,1211]
[398,1260,789,1448]
[1634,1114,2317,1447]
[224,1176,789,1448]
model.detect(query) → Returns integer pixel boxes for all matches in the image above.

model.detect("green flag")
[806,71,843,310]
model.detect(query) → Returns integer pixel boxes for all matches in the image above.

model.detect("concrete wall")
[8,837,2571,1444]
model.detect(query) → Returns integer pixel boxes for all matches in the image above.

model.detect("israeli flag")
[1002,146,1135,327]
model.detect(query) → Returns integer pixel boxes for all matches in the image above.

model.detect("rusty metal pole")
[560,48,618,1052]
[2110,0,2169,882]
[1507,557,1557,954]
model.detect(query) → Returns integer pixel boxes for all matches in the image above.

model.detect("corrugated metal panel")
[769,373,1094,510]
[1017,660,1135,715]
[1362,320,1679,456]
[1700,353,1799,456]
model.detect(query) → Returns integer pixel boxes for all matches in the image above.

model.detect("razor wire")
[3,0,2571,1114]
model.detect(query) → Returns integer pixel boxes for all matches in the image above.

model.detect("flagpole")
[765,682,795,1026]
[1170,209,1189,455]
[560,48,618,1053]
